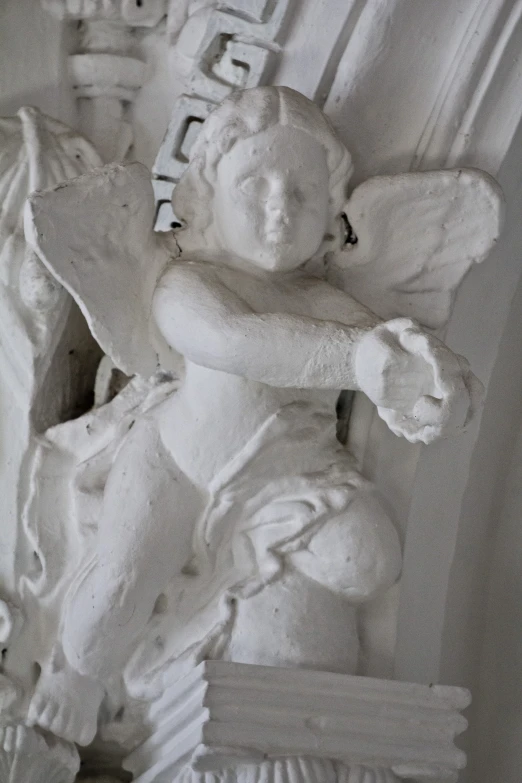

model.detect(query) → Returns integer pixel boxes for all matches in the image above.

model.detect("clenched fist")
[354,318,483,444]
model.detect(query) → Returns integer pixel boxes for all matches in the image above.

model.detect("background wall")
[460,156,522,780]
[466,280,522,782]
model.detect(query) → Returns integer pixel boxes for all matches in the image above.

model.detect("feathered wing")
[26,162,179,377]
[329,168,504,330]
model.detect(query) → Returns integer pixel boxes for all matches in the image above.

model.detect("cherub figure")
[25,87,501,749]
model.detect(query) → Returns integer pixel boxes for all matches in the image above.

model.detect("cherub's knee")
[289,492,402,603]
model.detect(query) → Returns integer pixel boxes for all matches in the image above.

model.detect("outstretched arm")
[152,263,380,390]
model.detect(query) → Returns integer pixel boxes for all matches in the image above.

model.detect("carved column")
[41,0,167,161]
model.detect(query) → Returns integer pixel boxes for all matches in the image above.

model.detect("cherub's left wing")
[329,168,504,330]
[26,162,178,376]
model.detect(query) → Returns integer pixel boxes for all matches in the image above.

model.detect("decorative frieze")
[153,0,293,230]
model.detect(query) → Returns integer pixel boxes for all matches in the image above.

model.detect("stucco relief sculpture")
[16,87,501,777]
[0,106,104,783]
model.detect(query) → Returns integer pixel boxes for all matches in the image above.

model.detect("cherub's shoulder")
[158,258,223,288]
[159,257,265,295]
[290,273,343,298]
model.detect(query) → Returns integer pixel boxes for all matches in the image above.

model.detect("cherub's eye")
[292,183,318,204]
[238,176,268,197]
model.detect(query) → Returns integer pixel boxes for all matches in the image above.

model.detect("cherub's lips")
[266,223,292,243]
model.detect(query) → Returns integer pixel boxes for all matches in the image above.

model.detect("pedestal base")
[124,661,470,783]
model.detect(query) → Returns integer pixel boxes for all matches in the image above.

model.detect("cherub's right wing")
[26,162,178,377]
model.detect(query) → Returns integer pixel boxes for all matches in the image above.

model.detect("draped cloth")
[23,382,372,703]
[125,400,371,699]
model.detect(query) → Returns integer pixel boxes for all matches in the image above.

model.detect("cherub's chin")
[258,251,300,273]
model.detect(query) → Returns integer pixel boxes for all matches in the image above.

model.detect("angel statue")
[23,86,501,766]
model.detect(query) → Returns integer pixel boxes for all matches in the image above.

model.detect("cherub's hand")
[354,318,484,444]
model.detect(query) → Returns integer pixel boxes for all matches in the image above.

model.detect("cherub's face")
[213,125,330,272]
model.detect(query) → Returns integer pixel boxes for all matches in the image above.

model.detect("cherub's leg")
[64,415,201,679]
[29,415,201,744]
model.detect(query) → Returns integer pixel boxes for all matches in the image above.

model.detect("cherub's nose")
[266,177,291,213]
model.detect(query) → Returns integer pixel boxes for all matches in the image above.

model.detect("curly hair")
[173,86,353,254]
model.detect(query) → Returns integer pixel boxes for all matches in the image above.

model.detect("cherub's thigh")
[97,416,202,578]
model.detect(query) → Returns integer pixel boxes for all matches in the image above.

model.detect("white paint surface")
[19,89,494,783]
[0,2,521,780]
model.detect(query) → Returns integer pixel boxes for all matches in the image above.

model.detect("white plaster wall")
[324,0,482,182]
[458,171,522,782]
[465,308,522,783]
[132,22,184,170]
[394,120,522,680]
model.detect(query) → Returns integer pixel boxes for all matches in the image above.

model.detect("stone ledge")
[124,661,470,783]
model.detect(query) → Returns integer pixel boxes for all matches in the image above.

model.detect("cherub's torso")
[156,256,341,489]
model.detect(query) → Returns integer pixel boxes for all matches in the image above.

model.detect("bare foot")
[27,653,104,746]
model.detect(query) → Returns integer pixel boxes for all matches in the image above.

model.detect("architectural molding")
[124,661,470,783]
[393,0,522,688]
[41,0,167,161]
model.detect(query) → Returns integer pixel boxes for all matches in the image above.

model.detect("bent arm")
[152,263,380,389]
